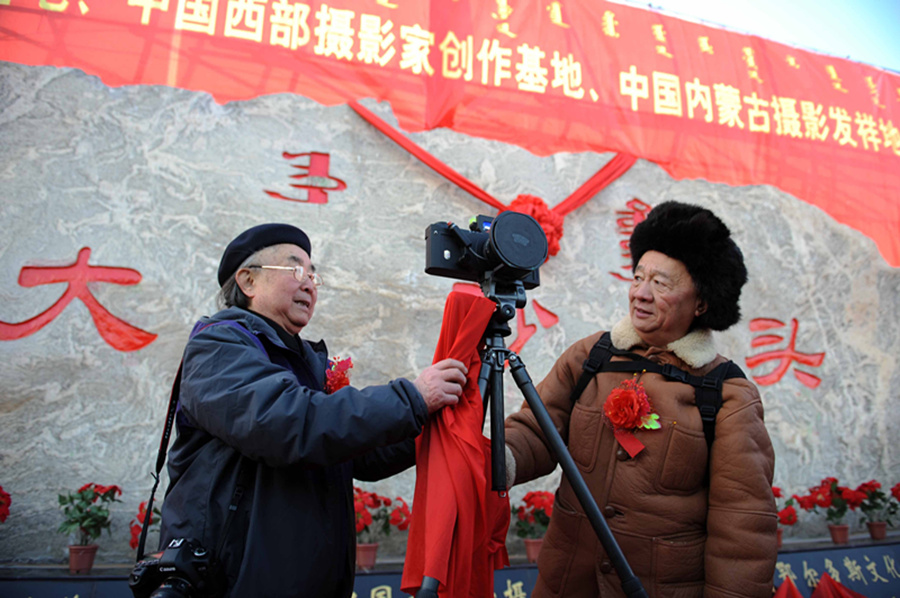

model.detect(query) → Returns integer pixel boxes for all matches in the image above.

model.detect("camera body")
[424,211,547,290]
[129,538,222,598]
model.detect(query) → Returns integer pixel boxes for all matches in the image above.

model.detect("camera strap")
[134,357,184,561]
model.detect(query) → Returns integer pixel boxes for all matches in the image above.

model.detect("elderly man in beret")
[505,202,777,597]
[159,223,468,598]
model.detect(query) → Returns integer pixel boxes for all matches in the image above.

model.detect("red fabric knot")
[507,195,565,257]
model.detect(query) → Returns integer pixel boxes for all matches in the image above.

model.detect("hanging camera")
[129,537,223,598]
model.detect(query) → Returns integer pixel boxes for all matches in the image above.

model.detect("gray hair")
[217,249,269,309]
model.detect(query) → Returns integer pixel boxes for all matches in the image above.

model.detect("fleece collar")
[610,317,718,369]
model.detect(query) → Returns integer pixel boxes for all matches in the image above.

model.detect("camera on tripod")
[129,537,222,598]
[425,211,548,291]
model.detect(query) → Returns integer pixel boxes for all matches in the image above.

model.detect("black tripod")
[416,280,647,598]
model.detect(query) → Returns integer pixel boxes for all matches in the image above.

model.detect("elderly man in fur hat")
[504,201,777,597]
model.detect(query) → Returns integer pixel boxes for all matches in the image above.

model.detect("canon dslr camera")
[129,537,223,598]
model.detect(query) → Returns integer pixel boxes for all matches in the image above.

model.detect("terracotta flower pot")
[866,521,887,540]
[356,542,378,571]
[524,537,543,563]
[68,544,98,574]
[828,524,849,544]
[776,527,783,549]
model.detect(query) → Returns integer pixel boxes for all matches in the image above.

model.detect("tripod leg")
[507,353,648,598]
[488,350,507,492]
[415,576,440,598]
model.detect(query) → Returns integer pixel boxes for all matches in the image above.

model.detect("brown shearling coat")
[505,320,777,598]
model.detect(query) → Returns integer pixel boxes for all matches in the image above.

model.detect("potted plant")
[794,477,865,544]
[129,501,162,551]
[353,486,411,570]
[772,486,798,548]
[512,490,554,563]
[57,482,122,573]
[0,485,10,523]
[856,480,898,540]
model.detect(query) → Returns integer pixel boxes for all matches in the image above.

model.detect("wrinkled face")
[237,244,317,335]
[628,250,706,347]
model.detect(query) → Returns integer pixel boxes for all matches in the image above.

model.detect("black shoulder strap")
[693,361,745,450]
[569,332,746,451]
[567,332,615,405]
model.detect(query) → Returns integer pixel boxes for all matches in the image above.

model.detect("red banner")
[2,1,899,264]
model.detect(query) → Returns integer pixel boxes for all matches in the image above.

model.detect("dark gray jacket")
[159,307,428,597]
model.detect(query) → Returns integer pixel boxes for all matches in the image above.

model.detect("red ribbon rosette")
[325,356,353,394]
[603,376,659,458]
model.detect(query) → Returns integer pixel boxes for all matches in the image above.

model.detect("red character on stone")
[265,151,347,204]
[745,318,824,387]
[610,198,652,282]
[0,247,157,351]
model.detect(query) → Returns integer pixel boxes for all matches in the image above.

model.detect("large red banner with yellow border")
[2,1,899,264]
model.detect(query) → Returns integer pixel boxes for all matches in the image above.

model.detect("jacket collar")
[610,317,718,369]
[213,307,327,356]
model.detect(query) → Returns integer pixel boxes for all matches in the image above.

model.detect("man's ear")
[695,299,708,317]
[235,269,256,298]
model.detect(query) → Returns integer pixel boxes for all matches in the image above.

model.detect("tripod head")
[479,274,527,336]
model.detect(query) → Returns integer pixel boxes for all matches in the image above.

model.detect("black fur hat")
[630,201,747,331]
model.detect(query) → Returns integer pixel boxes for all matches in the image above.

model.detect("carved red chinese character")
[745,318,825,387]
[610,198,652,282]
[265,151,347,204]
[0,247,157,352]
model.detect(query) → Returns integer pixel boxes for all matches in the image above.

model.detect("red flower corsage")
[603,375,659,457]
[325,356,353,394]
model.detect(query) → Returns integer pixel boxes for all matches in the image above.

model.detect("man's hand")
[413,358,468,414]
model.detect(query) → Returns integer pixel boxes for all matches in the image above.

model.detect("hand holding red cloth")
[401,291,511,597]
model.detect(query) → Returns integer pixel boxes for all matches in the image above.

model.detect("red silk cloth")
[3,2,899,264]
[809,573,869,598]
[349,100,636,257]
[401,291,510,597]
[773,577,805,598]
[775,572,869,598]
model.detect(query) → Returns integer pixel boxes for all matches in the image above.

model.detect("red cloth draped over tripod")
[401,292,511,597]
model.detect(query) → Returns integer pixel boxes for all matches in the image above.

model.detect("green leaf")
[640,413,661,430]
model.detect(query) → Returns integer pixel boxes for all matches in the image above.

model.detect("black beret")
[630,201,747,331]
[217,223,311,287]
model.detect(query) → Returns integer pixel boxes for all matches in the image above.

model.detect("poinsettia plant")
[793,477,865,525]
[58,483,122,546]
[0,485,10,523]
[513,491,554,539]
[773,486,798,527]
[129,501,163,550]
[353,486,411,544]
[856,480,898,526]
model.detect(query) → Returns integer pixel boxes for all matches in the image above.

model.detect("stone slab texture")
[0,62,898,564]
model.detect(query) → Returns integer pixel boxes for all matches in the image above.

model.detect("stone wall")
[0,61,898,564]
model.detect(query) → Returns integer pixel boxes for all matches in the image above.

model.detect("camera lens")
[149,578,193,598]
[486,211,548,274]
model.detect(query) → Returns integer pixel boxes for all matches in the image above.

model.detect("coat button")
[616,448,630,461]
[603,506,616,518]
[599,560,613,574]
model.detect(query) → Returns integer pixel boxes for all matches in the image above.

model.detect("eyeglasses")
[247,265,323,287]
